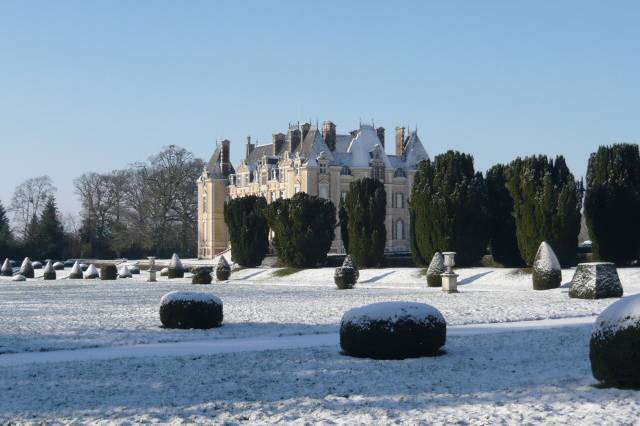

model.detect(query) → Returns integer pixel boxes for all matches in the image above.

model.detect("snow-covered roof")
[347,125,392,168]
[403,130,429,168]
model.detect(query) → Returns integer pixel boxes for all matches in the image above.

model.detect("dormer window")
[371,165,385,181]
[319,163,327,175]
[340,166,352,176]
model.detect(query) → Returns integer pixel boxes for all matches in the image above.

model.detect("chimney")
[376,127,385,148]
[245,136,255,158]
[323,120,336,151]
[273,133,286,155]
[301,122,311,141]
[289,128,301,153]
[395,127,405,156]
[220,139,231,177]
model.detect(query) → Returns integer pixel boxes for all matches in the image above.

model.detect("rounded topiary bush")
[32,261,43,270]
[590,294,640,388]
[53,261,65,270]
[100,264,117,280]
[334,255,358,289]
[340,302,446,359]
[159,291,223,329]
[1,258,13,276]
[43,261,56,280]
[192,267,213,284]
[532,241,562,290]
[12,274,26,282]
[19,258,34,279]
[129,265,140,275]
[426,252,446,287]
[68,261,83,279]
[84,264,99,279]
[168,253,185,279]
[64,260,75,268]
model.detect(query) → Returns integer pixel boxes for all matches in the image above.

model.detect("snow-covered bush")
[118,265,132,279]
[168,253,185,279]
[426,252,446,287]
[128,264,140,275]
[159,291,223,329]
[12,274,26,282]
[215,256,231,281]
[68,261,83,279]
[64,260,74,268]
[1,258,12,276]
[43,261,56,280]
[192,267,213,284]
[590,294,640,388]
[19,257,34,279]
[32,261,43,269]
[84,264,99,279]
[340,302,446,359]
[160,267,169,277]
[53,261,65,270]
[100,264,117,280]
[334,255,358,289]
[569,262,623,299]
[532,241,562,290]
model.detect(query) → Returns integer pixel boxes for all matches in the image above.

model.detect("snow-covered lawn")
[1,265,639,423]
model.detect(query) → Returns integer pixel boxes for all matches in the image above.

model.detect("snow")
[160,291,222,306]
[593,293,640,335]
[342,301,444,327]
[118,265,132,278]
[83,264,99,279]
[53,261,64,269]
[534,241,561,272]
[11,274,25,282]
[43,261,54,274]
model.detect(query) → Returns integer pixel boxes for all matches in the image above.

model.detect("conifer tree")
[36,196,66,260]
[223,195,269,267]
[344,178,386,267]
[338,198,349,253]
[0,201,14,259]
[585,144,640,265]
[507,155,582,266]
[410,151,490,267]
[486,164,525,266]
[265,193,336,268]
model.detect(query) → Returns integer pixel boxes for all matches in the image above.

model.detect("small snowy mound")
[80,263,89,272]
[334,255,358,289]
[100,264,117,280]
[128,264,140,275]
[1,258,12,276]
[19,257,34,279]
[64,260,74,268]
[68,261,83,279]
[118,265,132,279]
[159,291,223,329]
[590,294,640,388]
[160,267,169,277]
[426,252,446,287]
[12,274,26,282]
[192,267,213,285]
[340,302,446,359]
[43,261,56,280]
[53,261,65,270]
[532,241,561,290]
[32,261,43,269]
[84,264,99,279]
[168,253,185,279]
[569,262,623,299]
[215,256,231,281]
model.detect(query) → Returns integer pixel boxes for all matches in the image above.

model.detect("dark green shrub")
[168,253,185,278]
[585,144,640,265]
[68,261,83,279]
[486,164,525,267]
[334,255,358,289]
[192,267,212,284]
[345,178,386,267]
[100,264,117,280]
[507,155,582,266]
[340,302,446,359]
[224,196,269,267]
[410,151,490,267]
[43,261,56,280]
[338,199,349,253]
[53,261,64,270]
[159,291,223,329]
[264,193,336,268]
[531,241,562,290]
[215,256,231,281]
[426,252,446,287]
[19,258,34,279]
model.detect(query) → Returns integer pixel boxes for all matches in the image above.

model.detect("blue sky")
[1,1,639,214]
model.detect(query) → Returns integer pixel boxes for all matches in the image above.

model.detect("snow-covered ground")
[1,265,640,423]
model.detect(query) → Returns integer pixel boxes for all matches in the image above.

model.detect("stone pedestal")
[147,257,157,283]
[441,273,458,293]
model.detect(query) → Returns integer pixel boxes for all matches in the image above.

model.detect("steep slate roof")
[402,130,429,168]
[206,144,235,178]
[347,125,392,168]
[246,144,274,164]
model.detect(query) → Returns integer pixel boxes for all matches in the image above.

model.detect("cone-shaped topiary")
[426,252,446,287]
[334,255,359,289]
[224,195,269,267]
[159,291,223,329]
[160,267,169,277]
[532,241,562,290]
[84,264,99,279]
[569,262,623,299]
[590,294,640,388]
[340,302,446,359]
[192,267,213,284]
[345,178,387,267]
[68,261,83,279]
[12,274,26,282]
[43,261,56,280]
[53,261,64,270]
[215,256,231,281]
[100,264,117,280]
[1,258,12,276]
[118,265,132,278]
[32,261,43,269]
[168,253,185,278]
[19,257,34,279]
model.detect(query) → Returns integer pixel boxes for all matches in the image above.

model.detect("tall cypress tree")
[486,164,525,266]
[223,195,269,267]
[345,178,386,267]
[338,198,349,253]
[0,201,14,259]
[410,151,490,267]
[507,155,582,266]
[585,144,640,265]
[37,196,66,260]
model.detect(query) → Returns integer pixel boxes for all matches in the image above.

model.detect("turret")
[220,139,232,177]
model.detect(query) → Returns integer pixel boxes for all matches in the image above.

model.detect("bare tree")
[9,176,56,240]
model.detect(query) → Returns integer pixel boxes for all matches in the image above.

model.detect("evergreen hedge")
[506,155,582,266]
[264,192,336,268]
[410,151,490,267]
[224,195,269,268]
[585,144,640,265]
[345,178,386,267]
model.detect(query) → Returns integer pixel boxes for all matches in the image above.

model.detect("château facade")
[197,120,429,259]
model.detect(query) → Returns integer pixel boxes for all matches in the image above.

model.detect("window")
[280,168,286,183]
[319,162,327,175]
[295,165,300,176]
[203,221,208,242]
[396,193,404,209]
[396,219,405,240]
[372,165,385,181]
[340,166,352,176]
[202,193,207,211]
[341,191,348,201]
[319,185,329,199]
